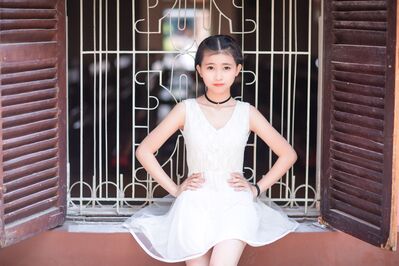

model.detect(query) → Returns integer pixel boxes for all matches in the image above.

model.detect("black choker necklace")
[204,93,232,105]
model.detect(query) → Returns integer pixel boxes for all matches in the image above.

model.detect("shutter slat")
[332,61,385,75]
[0,29,57,44]
[332,1,387,11]
[333,120,384,143]
[1,58,57,74]
[331,178,381,205]
[0,8,56,19]
[1,78,57,95]
[3,157,58,182]
[0,19,57,30]
[331,188,381,216]
[333,29,386,46]
[4,168,58,193]
[333,91,385,109]
[331,130,383,154]
[333,101,384,120]
[0,0,57,9]
[3,108,57,128]
[331,149,383,173]
[332,80,384,97]
[1,68,57,85]
[4,187,58,213]
[2,118,58,140]
[1,99,57,118]
[331,169,382,195]
[4,195,59,225]
[333,11,387,21]
[0,42,57,62]
[4,176,58,203]
[330,197,381,228]
[331,140,383,162]
[3,148,58,171]
[2,89,57,107]
[333,110,384,131]
[332,69,385,87]
[333,21,386,31]
[3,128,57,150]
[331,158,382,183]
[331,45,385,65]
[3,138,57,162]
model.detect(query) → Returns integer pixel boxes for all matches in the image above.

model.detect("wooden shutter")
[0,0,67,248]
[320,0,398,250]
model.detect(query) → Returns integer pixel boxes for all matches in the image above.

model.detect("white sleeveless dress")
[122,98,299,263]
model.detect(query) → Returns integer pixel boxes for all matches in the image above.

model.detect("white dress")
[122,98,299,263]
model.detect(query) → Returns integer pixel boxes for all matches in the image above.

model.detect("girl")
[123,35,299,266]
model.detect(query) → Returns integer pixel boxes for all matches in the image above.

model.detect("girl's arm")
[249,105,298,195]
[135,101,186,197]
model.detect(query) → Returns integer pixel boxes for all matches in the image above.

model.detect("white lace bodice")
[182,98,251,176]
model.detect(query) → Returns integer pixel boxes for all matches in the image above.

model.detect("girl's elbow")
[290,150,298,163]
[135,144,154,159]
[135,144,145,159]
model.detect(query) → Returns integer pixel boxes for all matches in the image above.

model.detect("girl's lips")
[213,83,224,86]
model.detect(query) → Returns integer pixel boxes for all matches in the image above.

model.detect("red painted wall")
[0,231,398,266]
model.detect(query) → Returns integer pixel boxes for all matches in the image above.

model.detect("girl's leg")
[209,239,246,266]
[185,247,213,266]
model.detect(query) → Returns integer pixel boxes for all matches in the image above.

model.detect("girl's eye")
[224,66,231,70]
[207,66,214,70]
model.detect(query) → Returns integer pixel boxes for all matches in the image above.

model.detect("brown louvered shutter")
[0,0,67,248]
[320,0,397,250]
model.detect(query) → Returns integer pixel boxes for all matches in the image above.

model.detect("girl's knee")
[209,258,240,266]
[209,239,246,266]
[185,248,212,266]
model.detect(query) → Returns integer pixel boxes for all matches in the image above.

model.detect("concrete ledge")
[54,219,333,233]
[0,222,398,266]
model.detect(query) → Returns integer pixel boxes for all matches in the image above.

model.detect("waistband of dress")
[189,169,242,175]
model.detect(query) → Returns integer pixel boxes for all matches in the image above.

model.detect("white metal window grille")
[67,0,319,219]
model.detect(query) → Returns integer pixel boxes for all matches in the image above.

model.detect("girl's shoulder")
[236,99,253,111]
[240,99,251,106]
[239,100,254,109]
[182,97,195,103]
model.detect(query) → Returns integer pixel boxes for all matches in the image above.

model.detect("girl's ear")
[196,65,202,77]
[235,64,242,76]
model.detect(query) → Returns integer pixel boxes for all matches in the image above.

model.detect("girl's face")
[196,51,242,94]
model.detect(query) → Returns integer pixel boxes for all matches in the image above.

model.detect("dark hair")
[194,35,243,67]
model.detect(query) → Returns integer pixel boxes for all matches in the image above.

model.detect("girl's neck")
[204,91,231,103]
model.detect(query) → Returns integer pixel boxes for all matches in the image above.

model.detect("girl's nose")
[215,70,223,80]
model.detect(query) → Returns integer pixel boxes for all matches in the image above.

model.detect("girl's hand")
[175,172,205,197]
[228,172,257,199]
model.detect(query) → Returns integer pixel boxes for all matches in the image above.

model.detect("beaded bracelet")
[253,183,261,197]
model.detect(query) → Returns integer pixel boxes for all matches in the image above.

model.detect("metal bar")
[99,0,103,198]
[105,0,109,197]
[132,0,136,199]
[268,0,275,200]
[116,0,120,204]
[290,0,298,208]
[79,0,84,213]
[305,0,313,215]
[92,0,97,208]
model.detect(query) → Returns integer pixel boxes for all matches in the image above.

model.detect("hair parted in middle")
[194,35,244,67]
